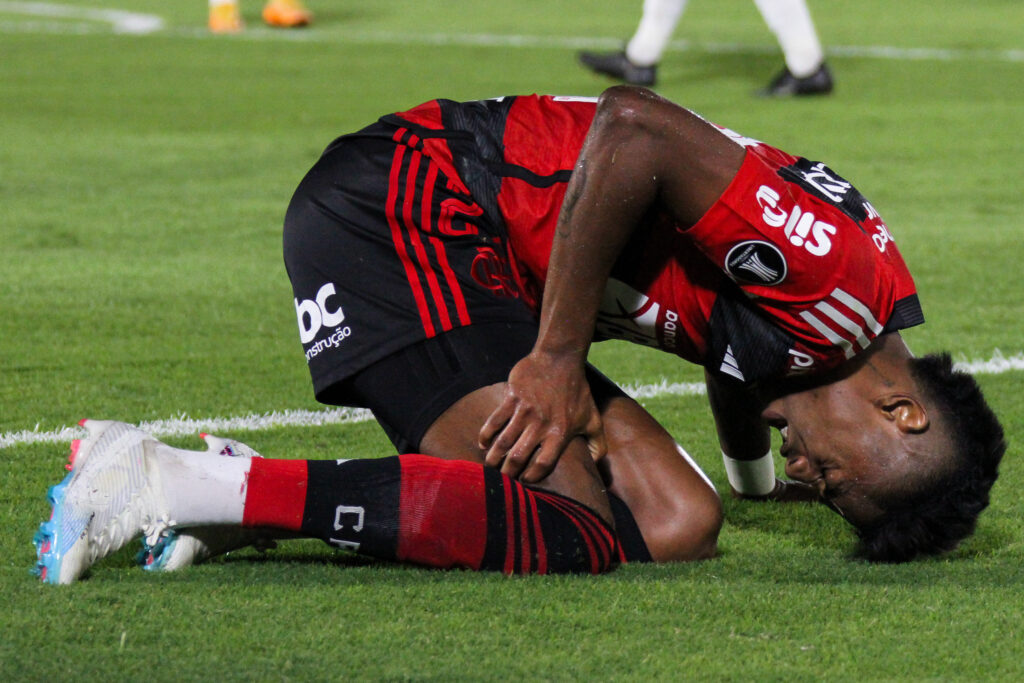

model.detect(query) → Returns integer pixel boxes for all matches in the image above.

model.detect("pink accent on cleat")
[66,439,82,471]
[199,433,208,439]
[78,418,89,426]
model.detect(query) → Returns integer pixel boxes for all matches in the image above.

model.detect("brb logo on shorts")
[295,282,351,361]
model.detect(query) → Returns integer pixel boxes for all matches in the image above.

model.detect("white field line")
[0,3,1022,64]
[2,408,375,450]
[0,1,162,33]
[2,351,1021,449]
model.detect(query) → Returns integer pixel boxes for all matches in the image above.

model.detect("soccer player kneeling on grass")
[34,87,1005,584]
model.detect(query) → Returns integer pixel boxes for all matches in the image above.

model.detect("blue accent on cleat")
[137,530,179,572]
[32,472,87,584]
[32,419,172,585]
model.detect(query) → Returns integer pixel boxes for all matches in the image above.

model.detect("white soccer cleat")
[138,431,272,573]
[139,525,278,572]
[33,420,174,585]
[199,431,264,459]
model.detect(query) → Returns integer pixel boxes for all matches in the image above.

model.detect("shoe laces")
[87,444,175,562]
[90,492,174,562]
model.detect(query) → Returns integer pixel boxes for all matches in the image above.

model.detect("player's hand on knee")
[479,353,607,483]
[481,410,545,480]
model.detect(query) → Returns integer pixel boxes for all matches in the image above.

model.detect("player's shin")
[243,454,620,574]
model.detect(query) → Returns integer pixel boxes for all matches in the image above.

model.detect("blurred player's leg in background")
[578,0,833,95]
[625,0,688,75]
[262,0,312,28]
[578,0,687,86]
[753,0,833,96]
[208,0,313,34]
[208,0,242,33]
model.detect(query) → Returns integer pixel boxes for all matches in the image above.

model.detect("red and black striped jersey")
[385,95,923,383]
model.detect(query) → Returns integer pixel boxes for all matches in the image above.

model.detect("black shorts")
[284,123,626,451]
[283,122,536,403]
[345,326,627,453]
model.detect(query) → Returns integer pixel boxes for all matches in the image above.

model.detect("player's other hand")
[479,353,607,483]
[731,478,822,503]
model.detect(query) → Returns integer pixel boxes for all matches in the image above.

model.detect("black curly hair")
[854,353,1006,563]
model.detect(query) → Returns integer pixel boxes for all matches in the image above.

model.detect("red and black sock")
[242,454,619,574]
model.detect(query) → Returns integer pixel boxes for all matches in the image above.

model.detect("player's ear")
[877,394,929,434]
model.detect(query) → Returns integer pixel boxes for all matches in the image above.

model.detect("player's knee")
[535,440,616,527]
[646,487,723,563]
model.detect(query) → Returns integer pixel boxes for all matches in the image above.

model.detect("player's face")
[761,379,918,527]
[760,334,945,527]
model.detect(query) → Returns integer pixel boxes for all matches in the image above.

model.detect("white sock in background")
[626,0,689,67]
[753,0,825,77]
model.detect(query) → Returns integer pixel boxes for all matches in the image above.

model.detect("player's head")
[851,352,1005,562]
[761,337,1004,562]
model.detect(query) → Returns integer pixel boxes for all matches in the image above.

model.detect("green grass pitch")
[1,0,1022,679]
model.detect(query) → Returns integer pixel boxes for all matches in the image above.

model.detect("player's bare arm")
[480,85,745,482]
